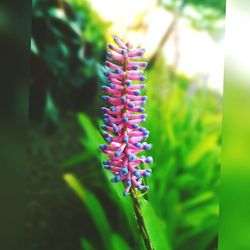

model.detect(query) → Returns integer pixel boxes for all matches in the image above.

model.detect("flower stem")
[130,186,154,250]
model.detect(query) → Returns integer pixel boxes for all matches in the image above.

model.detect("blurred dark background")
[0,1,29,250]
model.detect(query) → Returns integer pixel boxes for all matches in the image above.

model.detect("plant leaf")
[140,200,171,250]
[64,174,112,249]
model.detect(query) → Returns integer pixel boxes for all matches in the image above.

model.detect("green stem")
[121,46,153,250]
[130,186,154,250]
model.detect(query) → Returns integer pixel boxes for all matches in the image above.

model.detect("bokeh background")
[28,0,225,249]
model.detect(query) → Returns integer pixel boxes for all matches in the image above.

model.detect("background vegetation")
[28,0,224,249]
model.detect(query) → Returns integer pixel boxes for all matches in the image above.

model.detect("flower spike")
[100,37,153,196]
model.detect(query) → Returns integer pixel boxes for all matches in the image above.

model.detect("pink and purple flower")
[100,37,153,196]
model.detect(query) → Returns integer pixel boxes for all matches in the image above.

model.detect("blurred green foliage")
[30,0,108,123]
[160,0,225,15]
[64,55,222,250]
[160,0,225,37]
[145,57,221,250]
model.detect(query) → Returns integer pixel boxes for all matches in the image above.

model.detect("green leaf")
[186,133,218,167]
[80,238,94,250]
[48,8,66,20]
[100,154,138,238]
[176,217,218,250]
[174,174,197,190]
[31,37,39,55]
[97,63,109,86]
[181,202,219,228]
[182,191,215,210]
[77,113,102,154]
[140,200,171,250]
[44,91,59,124]
[32,0,38,7]
[111,234,131,250]
[64,174,112,249]
[62,151,92,167]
